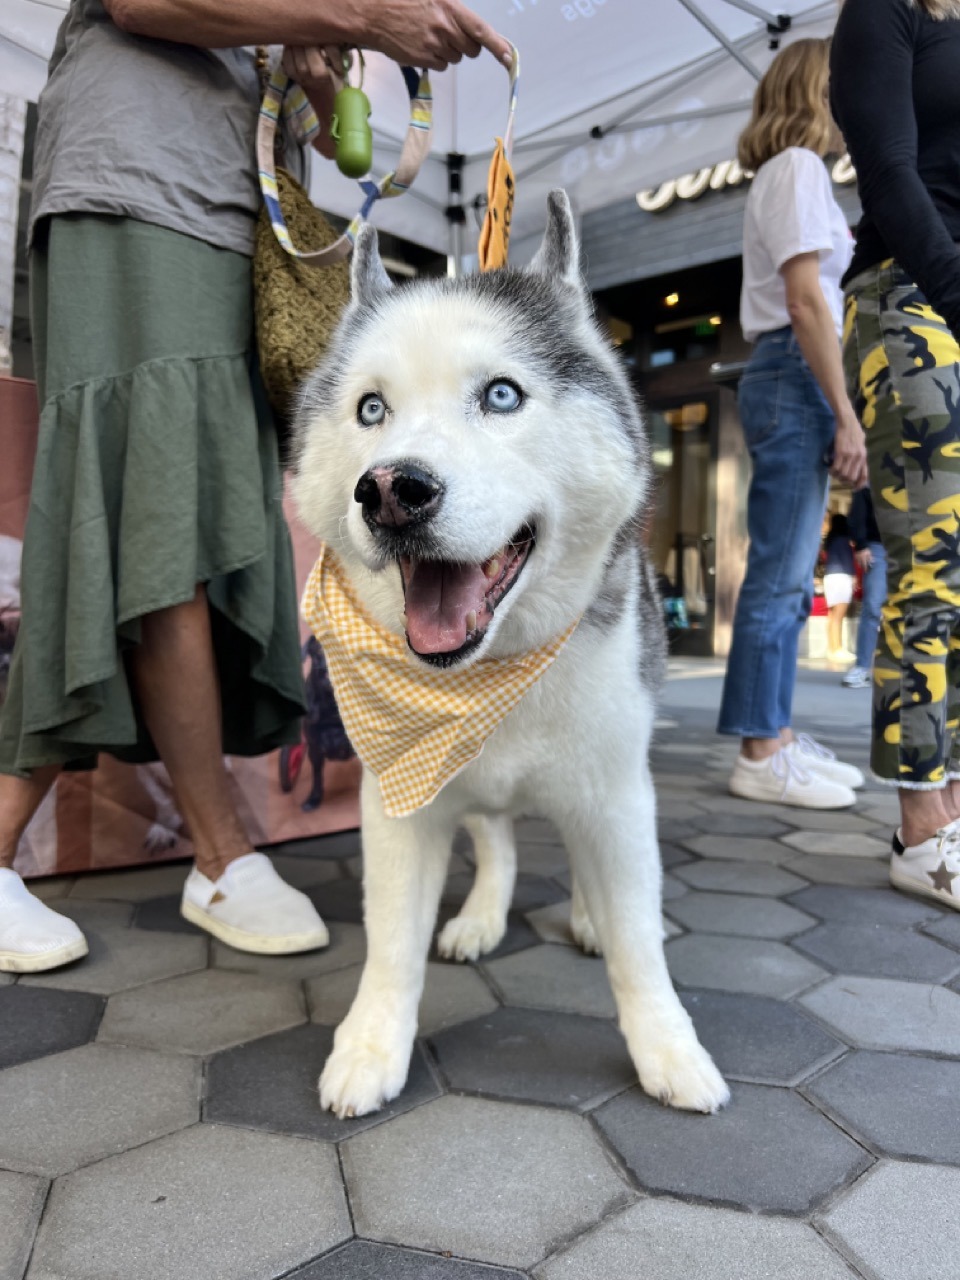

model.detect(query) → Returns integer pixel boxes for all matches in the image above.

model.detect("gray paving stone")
[681,795,800,820]
[66,862,191,901]
[204,1024,441,1140]
[922,912,960,949]
[41,897,134,929]
[0,1044,199,1176]
[443,872,568,914]
[131,893,207,935]
[594,1081,871,1212]
[666,934,827,998]
[807,1050,960,1164]
[272,829,361,860]
[672,859,807,896]
[0,972,12,986]
[792,922,960,982]
[26,1122,350,1280]
[776,809,885,833]
[430,1006,635,1108]
[658,842,694,868]
[657,819,700,844]
[679,990,843,1086]
[513,817,562,845]
[308,961,498,1035]
[681,835,793,864]
[0,986,104,1071]
[787,884,942,925]
[779,830,889,858]
[26,875,77,901]
[687,813,793,838]
[342,1095,631,1269]
[0,1169,46,1280]
[515,842,569,878]
[525,900,577,946]
[98,968,306,1055]
[535,1197,856,1280]
[211,919,366,980]
[783,854,891,888]
[289,1242,528,1280]
[484,943,616,1018]
[301,876,365,922]
[819,1160,960,1280]
[665,892,815,940]
[19,926,207,995]
[434,906,542,961]
[800,976,960,1052]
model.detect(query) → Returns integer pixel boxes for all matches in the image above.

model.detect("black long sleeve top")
[831,0,960,339]
[848,487,881,550]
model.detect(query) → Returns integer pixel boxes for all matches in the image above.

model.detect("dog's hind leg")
[319,775,454,1119]
[569,877,602,955]
[559,765,729,1115]
[436,813,516,962]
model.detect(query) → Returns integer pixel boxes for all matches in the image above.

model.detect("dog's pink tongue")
[404,560,489,654]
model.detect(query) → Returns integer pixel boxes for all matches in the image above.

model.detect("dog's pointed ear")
[528,191,582,289]
[351,223,393,307]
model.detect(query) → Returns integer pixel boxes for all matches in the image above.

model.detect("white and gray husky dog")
[292,191,728,1119]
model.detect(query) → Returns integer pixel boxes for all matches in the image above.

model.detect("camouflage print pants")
[843,260,960,788]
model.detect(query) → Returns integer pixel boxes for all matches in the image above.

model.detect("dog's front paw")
[436,912,506,962]
[319,1037,411,1119]
[569,907,602,956]
[634,1038,730,1114]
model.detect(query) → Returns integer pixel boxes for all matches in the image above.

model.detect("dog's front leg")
[319,774,453,1118]
[436,813,516,961]
[560,767,729,1115]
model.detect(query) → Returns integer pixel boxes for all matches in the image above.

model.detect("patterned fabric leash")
[479,45,519,271]
[256,53,433,266]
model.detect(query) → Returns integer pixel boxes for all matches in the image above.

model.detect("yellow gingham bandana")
[301,544,578,817]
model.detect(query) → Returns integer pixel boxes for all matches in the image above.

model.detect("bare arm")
[781,251,867,489]
[103,0,513,71]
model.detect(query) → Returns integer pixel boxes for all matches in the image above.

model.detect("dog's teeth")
[466,610,478,633]
[484,558,501,578]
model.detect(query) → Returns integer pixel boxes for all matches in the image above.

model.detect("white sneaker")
[890,825,960,910]
[842,666,871,689]
[729,748,856,810]
[786,734,865,790]
[0,869,89,973]
[181,852,329,954]
[827,648,857,666]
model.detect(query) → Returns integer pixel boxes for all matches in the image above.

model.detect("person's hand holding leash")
[364,0,513,70]
[855,546,874,570]
[282,45,343,159]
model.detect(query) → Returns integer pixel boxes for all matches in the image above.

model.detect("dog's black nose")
[354,462,443,529]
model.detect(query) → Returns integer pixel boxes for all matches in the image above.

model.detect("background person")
[717,36,867,811]
[822,511,857,666]
[843,485,887,689]
[0,0,512,974]
[833,0,960,910]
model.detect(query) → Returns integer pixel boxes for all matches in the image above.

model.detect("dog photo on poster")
[0,374,360,880]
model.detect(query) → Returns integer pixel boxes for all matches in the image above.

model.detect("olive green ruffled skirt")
[0,215,305,772]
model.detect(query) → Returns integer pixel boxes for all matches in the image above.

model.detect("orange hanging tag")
[478,137,515,271]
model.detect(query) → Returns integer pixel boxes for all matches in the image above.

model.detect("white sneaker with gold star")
[890,825,960,910]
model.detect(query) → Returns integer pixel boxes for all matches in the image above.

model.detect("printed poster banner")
[0,375,360,879]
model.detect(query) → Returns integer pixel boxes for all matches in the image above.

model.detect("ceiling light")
[664,292,679,307]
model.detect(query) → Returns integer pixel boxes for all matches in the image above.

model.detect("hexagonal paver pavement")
[0,1169,46,1280]
[204,1024,441,1140]
[97,967,306,1055]
[680,835,794,864]
[782,855,890,888]
[0,1043,199,1176]
[800,976,960,1052]
[665,892,815,939]
[535,1198,856,1280]
[41,897,134,930]
[308,962,498,1035]
[65,862,191,901]
[805,1050,960,1163]
[0,985,104,1071]
[26,1122,351,1280]
[680,990,843,1086]
[787,885,943,925]
[484,943,617,1017]
[923,912,960,949]
[429,1006,635,1108]
[18,926,206,995]
[792,922,960,983]
[672,860,806,896]
[779,830,889,858]
[210,918,366,980]
[442,872,568,914]
[288,1241,528,1279]
[666,934,826,998]
[341,1094,631,1269]
[819,1160,960,1280]
[593,1082,871,1212]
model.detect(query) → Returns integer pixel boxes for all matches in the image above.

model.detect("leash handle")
[478,44,520,272]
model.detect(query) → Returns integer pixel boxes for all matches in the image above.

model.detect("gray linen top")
[30,0,302,257]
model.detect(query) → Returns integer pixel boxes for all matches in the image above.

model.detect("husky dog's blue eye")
[484,380,522,413]
[357,393,386,427]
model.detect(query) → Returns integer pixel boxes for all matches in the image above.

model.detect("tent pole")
[445,152,466,278]
[674,0,763,80]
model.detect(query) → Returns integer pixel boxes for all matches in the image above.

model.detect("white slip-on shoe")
[0,868,89,973]
[181,852,330,954]
[890,824,960,910]
[787,734,865,790]
[729,748,856,810]
[842,666,871,689]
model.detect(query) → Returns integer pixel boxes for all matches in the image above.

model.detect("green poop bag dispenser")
[331,52,372,179]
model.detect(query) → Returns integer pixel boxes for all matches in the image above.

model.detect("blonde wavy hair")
[737,38,834,172]
[909,0,960,17]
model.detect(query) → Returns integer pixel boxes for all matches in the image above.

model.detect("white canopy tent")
[1,0,837,262]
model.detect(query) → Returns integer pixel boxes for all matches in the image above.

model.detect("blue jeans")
[855,541,887,671]
[717,328,834,738]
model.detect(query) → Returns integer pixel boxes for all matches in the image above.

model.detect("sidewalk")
[3,660,960,1280]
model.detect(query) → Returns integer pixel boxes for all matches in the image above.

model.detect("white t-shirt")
[740,147,853,343]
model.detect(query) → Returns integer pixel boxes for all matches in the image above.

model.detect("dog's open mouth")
[398,524,536,666]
